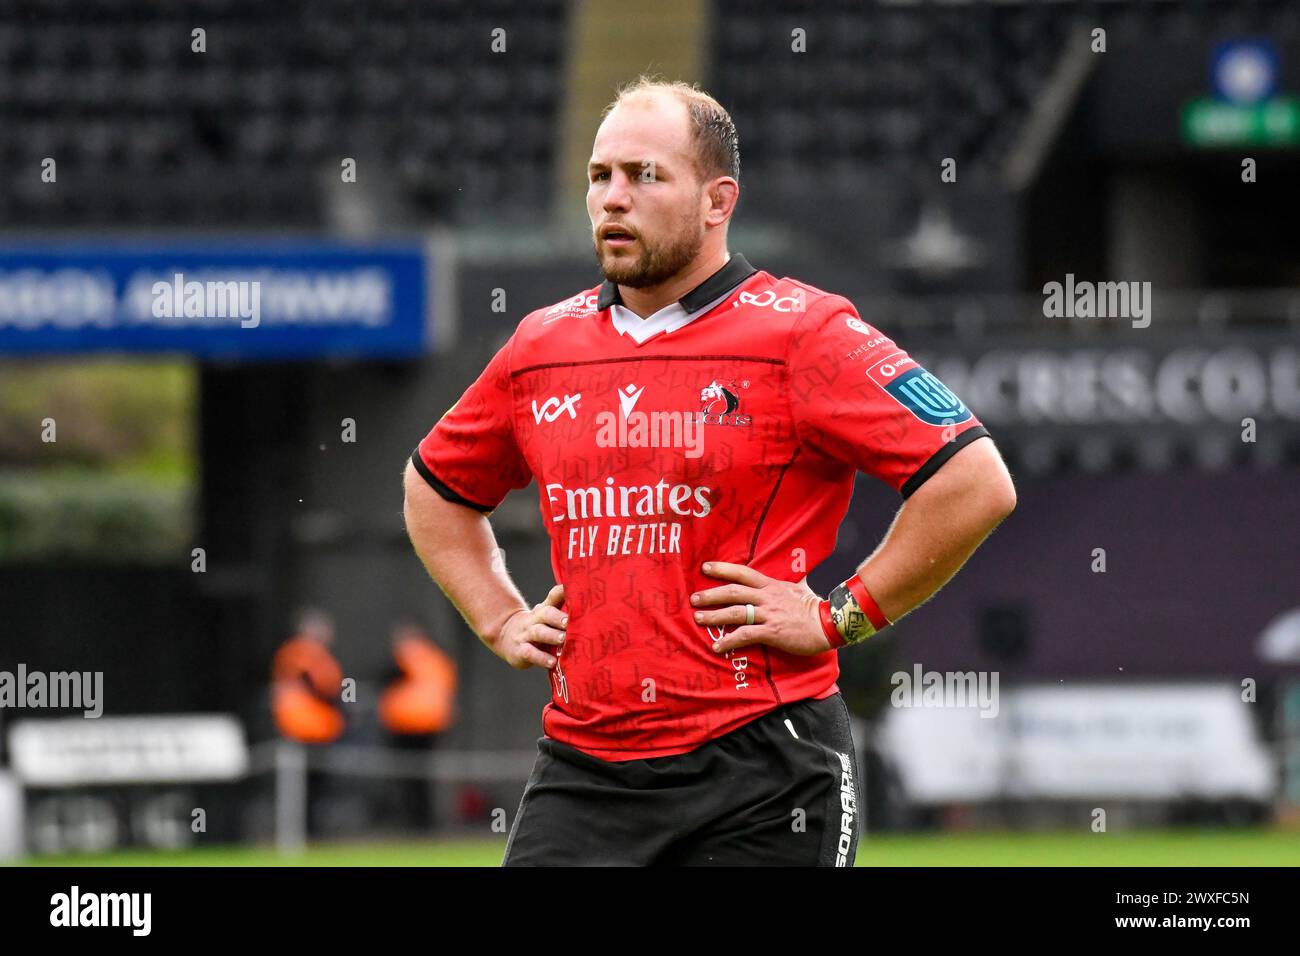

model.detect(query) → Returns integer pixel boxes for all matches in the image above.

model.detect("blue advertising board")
[0,239,430,359]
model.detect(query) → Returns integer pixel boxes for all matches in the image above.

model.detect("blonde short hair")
[602,75,740,183]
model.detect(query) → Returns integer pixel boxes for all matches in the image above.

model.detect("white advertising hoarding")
[878,683,1275,803]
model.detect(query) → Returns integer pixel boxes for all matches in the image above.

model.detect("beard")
[594,208,705,289]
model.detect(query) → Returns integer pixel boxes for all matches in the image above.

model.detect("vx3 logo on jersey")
[533,393,581,424]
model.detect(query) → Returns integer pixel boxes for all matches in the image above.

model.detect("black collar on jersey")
[596,253,758,312]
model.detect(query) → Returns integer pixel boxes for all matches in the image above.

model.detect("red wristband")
[818,600,845,648]
[845,574,891,630]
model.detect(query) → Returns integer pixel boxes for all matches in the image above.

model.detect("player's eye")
[591,170,610,182]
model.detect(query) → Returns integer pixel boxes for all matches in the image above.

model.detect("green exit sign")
[1182,96,1300,146]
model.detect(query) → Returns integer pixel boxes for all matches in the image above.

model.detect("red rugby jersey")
[412,255,988,760]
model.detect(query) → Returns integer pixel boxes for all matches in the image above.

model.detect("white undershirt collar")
[597,253,758,346]
[608,288,737,345]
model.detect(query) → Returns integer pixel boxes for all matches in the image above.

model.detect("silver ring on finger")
[744,603,756,626]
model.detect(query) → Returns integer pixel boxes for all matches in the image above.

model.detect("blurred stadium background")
[1,0,1299,866]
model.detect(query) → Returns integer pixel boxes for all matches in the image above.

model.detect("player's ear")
[707,177,739,224]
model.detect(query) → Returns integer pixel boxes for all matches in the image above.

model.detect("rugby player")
[403,77,1017,865]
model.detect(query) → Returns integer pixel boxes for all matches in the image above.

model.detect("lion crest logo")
[699,380,740,416]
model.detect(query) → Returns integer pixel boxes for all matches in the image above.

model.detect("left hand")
[690,561,833,656]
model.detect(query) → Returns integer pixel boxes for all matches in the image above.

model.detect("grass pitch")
[18,827,1300,866]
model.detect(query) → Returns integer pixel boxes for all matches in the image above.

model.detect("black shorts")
[502,692,861,866]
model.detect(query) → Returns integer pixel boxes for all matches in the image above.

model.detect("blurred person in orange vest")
[380,621,458,736]
[379,621,458,829]
[271,609,345,744]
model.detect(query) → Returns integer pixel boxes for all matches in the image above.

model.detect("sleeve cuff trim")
[409,450,496,513]
[899,425,991,499]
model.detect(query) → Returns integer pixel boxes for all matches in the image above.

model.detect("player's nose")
[602,172,632,211]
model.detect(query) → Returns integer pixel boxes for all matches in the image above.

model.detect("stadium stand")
[0,0,568,227]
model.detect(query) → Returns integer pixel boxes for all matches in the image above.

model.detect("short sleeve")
[788,298,989,498]
[411,335,532,512]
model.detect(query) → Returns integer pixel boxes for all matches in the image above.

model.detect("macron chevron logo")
[618,383,645,419]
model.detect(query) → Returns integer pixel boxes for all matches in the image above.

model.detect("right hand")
[493,584,567,670]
